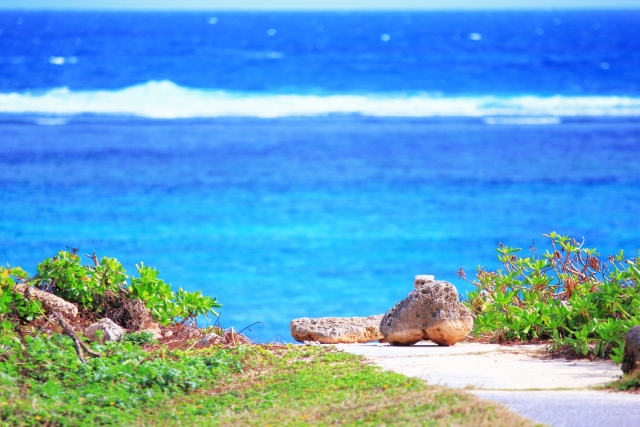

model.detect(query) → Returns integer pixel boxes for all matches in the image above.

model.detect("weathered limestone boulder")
[14,284,78,318]
[622,325,640,374]
[290,315,384,344]
[84,318,124,343]
[196,329,251,347]
[413,275,435,288]
[381,276,473,346]
[139,322,163,340]
[196,333,226,348]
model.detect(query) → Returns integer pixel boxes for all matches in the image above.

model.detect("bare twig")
[53,312,87,363]
[457,266,478,286]
[35,316,53,338]
[52,312,101,363]
[238,321,265,334]
[85,252,98,267]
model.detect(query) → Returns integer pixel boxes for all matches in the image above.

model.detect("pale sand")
[335,342,640,427]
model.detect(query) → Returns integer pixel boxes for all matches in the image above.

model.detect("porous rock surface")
[290,315,384,344]
[139,322,163,340]
[381,277,473,346]
[622,325,640,374]
[413,275,435,289]
[196,330,251,347]
[14,284,78,318]
[84,318,124,343]
[197,333,226,348]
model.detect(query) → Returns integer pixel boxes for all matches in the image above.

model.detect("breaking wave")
[2,80,640,119]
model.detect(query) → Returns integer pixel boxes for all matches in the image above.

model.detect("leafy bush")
[0,266,43,325]
[128,262,177,324]
[122,331,157,346]
[37,251,125,311]
[2,250,221,327]
[462,232,640,362]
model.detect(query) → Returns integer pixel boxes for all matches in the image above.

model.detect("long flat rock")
[335,342,640,427]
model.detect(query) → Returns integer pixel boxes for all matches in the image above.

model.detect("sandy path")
[335,342,640,427]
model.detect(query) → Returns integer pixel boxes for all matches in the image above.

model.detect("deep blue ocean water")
[1,11,640,342]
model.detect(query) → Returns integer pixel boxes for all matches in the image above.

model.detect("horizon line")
[2,6,640,12]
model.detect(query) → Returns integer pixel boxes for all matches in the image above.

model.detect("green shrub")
[2,250,221,327]
[462,232,640,362]
[37,251,124,311]
[128,262,221,325]
[128,262,177,324]
[0,266,43,324]
[122,331,157,346]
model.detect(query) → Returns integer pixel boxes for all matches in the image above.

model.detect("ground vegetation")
[0,251,537,426]
[461,232,640,365]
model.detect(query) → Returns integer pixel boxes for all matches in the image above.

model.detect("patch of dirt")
[463,335,613,362]
[101,290,154,331]
[463,335,549,346]
[21,307,252,353]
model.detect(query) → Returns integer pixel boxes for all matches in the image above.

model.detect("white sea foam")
[245,51,284,59]
[34,118,70,126]
[483,117,561,125]
[48,56,78,65]
[1,80,640,119]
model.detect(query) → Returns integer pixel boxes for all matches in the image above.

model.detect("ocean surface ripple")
[1,11,639,342]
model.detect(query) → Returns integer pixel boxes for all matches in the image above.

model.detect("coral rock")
[140,322,163,340]
[381,278,473,346]
[290,315,384,344]
[196,333,226,348]
[84,318,124,343]
[14,284,78,318]
[413,275,435,289]
[622,325,640,374]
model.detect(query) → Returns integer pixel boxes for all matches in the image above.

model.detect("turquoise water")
[2,117,640,341]
[1,11,640,341]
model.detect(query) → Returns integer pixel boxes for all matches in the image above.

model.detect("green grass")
[0,333,538,426]
[606,368,640,392]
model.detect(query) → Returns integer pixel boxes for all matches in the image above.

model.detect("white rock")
[413,275,435,288]
[140,322,162,340]
[84,318,124,343]
[14,284,78,318]
[382,280,473,346]
[290,315,384,344]
[196,333,226,348]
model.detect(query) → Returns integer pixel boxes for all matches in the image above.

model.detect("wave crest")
[1,81,640,119]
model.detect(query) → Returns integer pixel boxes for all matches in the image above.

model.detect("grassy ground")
[606,368,640,392]
[0,333,539,427]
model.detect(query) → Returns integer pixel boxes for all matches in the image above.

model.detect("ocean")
[1,10,640,342]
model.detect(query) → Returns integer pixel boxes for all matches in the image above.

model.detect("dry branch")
[52,312,101,364]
